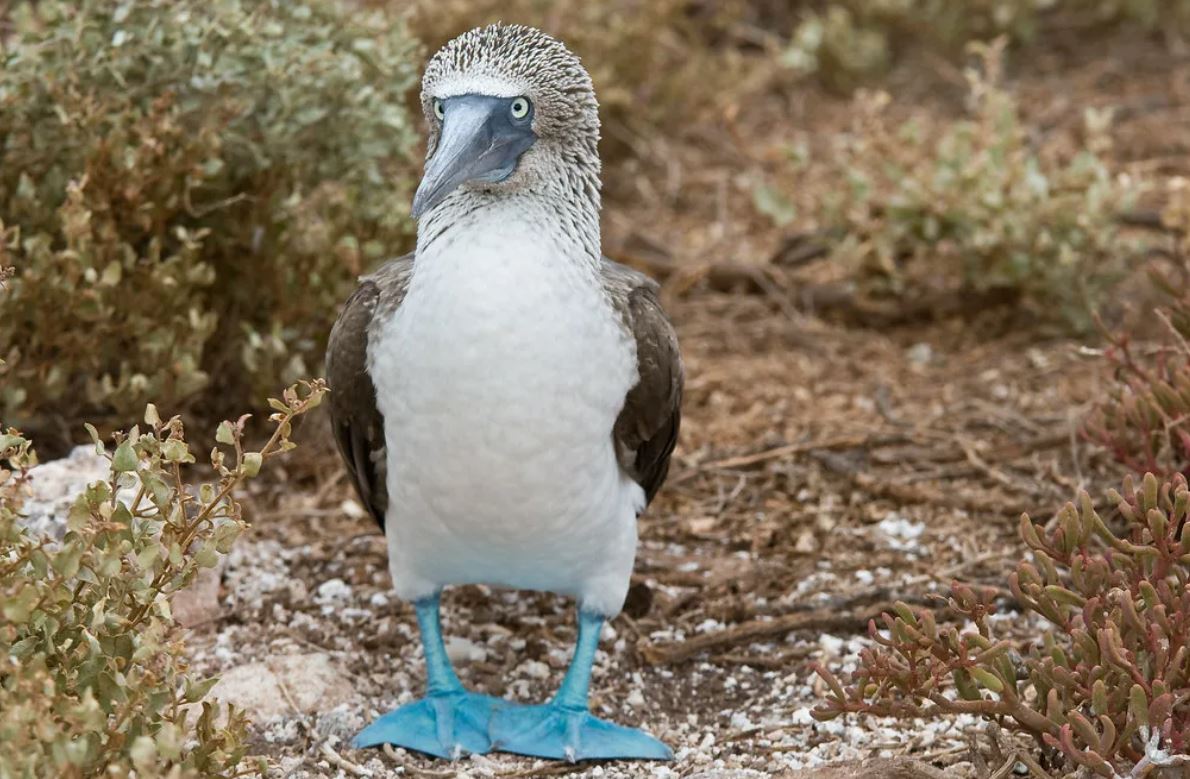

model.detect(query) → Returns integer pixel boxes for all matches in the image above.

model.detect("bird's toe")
[489,703,672,762]
[354,690,500,758]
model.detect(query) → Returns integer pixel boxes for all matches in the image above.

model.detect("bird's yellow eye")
[432,98,445,120]
[510,97,531,120]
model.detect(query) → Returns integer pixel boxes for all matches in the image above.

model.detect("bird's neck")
[416,177,601,267]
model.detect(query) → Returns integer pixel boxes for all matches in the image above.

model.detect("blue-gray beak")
[411,95,537,219]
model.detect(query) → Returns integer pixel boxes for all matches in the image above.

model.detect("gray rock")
[21,445,109,540]
[313,704,367,744]
[210,653,355,721]
[173,558,226,628]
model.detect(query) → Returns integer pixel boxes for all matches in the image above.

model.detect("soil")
[183,21,1189,779]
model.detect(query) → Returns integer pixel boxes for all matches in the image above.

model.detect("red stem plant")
[1086,180,1190,478]
[813,473,1190,776]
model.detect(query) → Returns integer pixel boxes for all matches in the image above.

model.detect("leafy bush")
[0,0,419,434]
[1085,180,1190,477]
[775,43,1137,331]
[814,472,1190,776]
[781,0,1190,92]
[0,380,326,777]
[782,0,1042,92]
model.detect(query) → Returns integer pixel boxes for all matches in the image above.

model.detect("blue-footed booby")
[326,24,683,762]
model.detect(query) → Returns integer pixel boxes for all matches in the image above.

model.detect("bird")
[325,24,682,763]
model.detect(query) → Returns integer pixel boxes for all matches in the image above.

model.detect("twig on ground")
[711,644,816,669]
[319,743,373,777]
[638,601,902,665]
[671,432,906,480]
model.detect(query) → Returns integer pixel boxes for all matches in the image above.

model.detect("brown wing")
[325,255,414,530]
[604,259,684,506]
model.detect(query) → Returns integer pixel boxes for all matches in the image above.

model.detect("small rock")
[519,659,551,680]
[876,513,926,552]
[445,635,487,664]
[818,634,844,657]
[313,704,366,743]
[173,557,226,628]
[906,342,933,365]
[21,446,110,540]
[315,578,352,603]
[210,653,354,721]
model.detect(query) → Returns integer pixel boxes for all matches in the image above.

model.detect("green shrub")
[0,0,419,435]
[814,472,1190,775]
[781,0,1190,92]
[0,380,326,777]
[772,43,1138,331]
[782,0,1042,92]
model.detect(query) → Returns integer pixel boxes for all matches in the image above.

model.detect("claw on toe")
[354,690,501,759]
[489,703,673,762]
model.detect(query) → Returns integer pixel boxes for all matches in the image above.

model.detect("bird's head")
[412,24,600,220]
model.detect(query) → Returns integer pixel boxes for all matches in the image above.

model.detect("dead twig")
[671,432,907,480]
[319,743,373,777]
[379,744,457,778]
[710,644,816,669]
[638,601,902,665]
[495,762,590,777]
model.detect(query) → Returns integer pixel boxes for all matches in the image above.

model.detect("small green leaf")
[129,735,156,769]
[84,423,104,454]
[954,668,981,700]
[52,544,84,578]
[969,667,1004,693]
[112,441,138,472]
[160,439,193,463]
[242,451,262,477]
[1129,684,1150,730]
[194,542,218,568]
[2,585,37,623]
[184,676,219,704]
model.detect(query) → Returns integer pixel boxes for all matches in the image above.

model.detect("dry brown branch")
[638,601,902,665]
[672,432,907,478]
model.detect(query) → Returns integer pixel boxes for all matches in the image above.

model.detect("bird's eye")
[432,98,445,120]
[510,97,531,120]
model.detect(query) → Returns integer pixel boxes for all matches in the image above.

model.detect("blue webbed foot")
[489,702,673,762]
[355,690,501,759]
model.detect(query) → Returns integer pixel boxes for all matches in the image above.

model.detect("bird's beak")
[411,95,537,220]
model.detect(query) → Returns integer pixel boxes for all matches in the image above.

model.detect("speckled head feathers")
[416,25,603,250]
[421,24,599,154]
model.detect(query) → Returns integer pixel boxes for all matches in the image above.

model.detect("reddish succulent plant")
[813,473,1190,776]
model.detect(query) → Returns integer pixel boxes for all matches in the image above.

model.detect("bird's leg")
[489,608,672,762]
[552,608,602,709]
[417,594,463,695]
[354,593,500,759]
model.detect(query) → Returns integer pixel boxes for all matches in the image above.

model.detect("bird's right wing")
[325,254,415,530]
[603,259,684,507]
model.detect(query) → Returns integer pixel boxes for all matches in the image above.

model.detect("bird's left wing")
[325,254,415,530]
[603,258,684,507]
